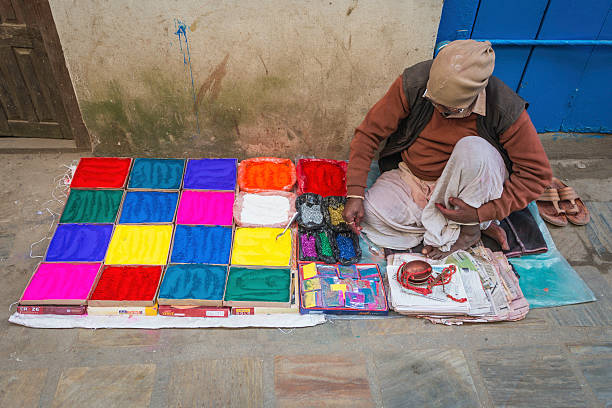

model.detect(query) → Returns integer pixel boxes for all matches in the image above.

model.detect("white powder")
[240,194,291,225]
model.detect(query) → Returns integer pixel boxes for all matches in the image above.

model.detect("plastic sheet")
[237,157,296,192]
[233,191,296,228]
[509,203,596,308]
[8,312,326,329]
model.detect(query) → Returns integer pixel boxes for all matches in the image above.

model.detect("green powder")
[224,267,291,303]
[318,232,333,256]
[60,189,123,223]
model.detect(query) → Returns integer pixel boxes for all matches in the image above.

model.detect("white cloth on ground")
[362,136,507,251]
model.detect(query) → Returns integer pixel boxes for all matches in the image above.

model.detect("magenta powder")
[176,190,234,225]
[300,233,317,257]
[21,263,101,302]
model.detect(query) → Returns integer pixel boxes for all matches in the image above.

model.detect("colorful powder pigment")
[105,225,173,265]
[231,227,292,266]
[224,267,291,303]
[238,158,296,192]
[46,224,113,262]
[183,158,237,190]
[90,265,162,302]
[60,189,123,224]
[300,233,317,258]
[239,193,291,226]
[128,158,185,190]
[336,234,356,259]
[118,191,179,224]
[318,231,334,257]
[21,263,101,304]
[297,159,347,197]
[70,157,132,189]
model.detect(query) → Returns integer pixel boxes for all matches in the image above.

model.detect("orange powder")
[238,158,296,192]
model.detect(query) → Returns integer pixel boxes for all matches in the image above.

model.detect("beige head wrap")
[426,40,495,109]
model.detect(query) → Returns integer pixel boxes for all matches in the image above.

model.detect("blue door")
[435,0,612,133]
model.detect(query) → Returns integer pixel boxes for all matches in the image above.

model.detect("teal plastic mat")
[362,162,595,309]
[508,203,595,308]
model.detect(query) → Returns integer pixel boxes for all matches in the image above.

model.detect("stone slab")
[168,358,263,408]
[0,368,47,408]
[274,354,374,407]
[52,364,155,408]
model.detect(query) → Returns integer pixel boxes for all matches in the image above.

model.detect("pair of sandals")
[537,177,590,226]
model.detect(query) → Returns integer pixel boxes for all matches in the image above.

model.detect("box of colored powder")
[20,263,102,305]
[158,264,228,307]
[297,262,388,315]
[237,157,296,192]
[70,157,132,189]
[223,266,292,308]
[88,265,163,307]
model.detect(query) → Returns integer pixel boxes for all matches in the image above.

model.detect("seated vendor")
[343,40,553,259]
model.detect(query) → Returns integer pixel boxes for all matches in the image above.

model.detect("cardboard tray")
[297,262,389,316]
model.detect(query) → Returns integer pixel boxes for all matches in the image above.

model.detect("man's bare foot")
[482,223,510,251]
[421,224,481,260]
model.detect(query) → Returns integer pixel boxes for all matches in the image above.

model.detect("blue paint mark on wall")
[174,19,201,133]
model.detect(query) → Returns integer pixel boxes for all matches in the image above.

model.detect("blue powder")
[171,225,232,264]
[46,224,113,262]
[158,264,227,300]
[336,234,356,259]
[183,158,237,190]
[119,191,178,223]
[128,158,185,189]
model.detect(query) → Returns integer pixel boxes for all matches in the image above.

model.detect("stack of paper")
[386,247,529,324]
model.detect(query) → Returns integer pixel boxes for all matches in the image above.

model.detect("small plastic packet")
[345,291,366,309]
[339,265,359,279]
[316,264,339,277]
[296,193,325,229]
[323,289,345,307]
[302,278,321,292]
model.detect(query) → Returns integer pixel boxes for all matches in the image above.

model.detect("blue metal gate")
[435,0,612,133]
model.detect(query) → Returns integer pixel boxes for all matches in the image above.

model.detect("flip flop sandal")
[536,186,568,227]
[554,177,590,226]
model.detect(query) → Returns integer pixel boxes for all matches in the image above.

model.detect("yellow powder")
[105,225,173,265]
[231,227,292,266]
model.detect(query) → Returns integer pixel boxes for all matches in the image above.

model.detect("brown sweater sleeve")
[346,76,410,196]
[477,110,553,222]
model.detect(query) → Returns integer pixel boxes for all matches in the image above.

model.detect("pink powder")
[176,190,234,225]
[21,263,101,302]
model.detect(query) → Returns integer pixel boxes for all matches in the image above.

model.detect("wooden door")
[0,0,89,147]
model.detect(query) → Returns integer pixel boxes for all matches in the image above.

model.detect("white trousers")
[362,136,508,251]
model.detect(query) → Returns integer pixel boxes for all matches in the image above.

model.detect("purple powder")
[300,233,317,257]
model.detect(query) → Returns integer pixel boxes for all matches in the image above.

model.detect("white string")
[27,161,77,259]
[8,301,18,314]
[277,327,295,335]
[29,237,50,258]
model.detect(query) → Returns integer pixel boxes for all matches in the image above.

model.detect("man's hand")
[435,197,479,224]
[343,198,364,234]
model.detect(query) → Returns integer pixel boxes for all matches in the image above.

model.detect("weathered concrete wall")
[49,0,442,158]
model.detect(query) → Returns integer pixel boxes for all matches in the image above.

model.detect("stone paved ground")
[1,134,611,407]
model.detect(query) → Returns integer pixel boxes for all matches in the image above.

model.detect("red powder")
[90,265,162,301]
[297,159,347,197]
[71,158,132,188]
[238,158,296,192]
